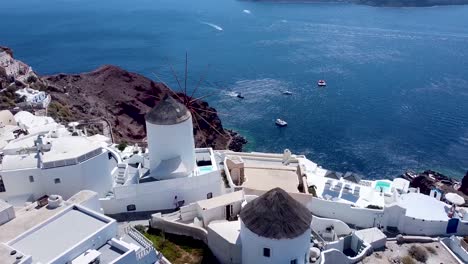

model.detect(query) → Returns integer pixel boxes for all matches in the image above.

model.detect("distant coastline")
[246,0,468,7]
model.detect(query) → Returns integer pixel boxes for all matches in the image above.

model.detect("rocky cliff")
[43,65,247,151]
[1,45,246,151]
[408,170,468,206]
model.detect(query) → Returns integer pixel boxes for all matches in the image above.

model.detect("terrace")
[307,172,386,209]
[223,151,302,193]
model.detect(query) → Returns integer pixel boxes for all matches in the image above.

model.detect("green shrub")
[408,245,428,263]
[47,102,73,122]
[134,225,147,233]
[117,141,128,151]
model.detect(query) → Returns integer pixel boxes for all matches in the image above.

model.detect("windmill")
[151,53,231,148]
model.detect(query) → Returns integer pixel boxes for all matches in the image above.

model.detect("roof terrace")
[223,151,301,193]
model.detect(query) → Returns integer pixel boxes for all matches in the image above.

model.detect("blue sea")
[1,0,468,179]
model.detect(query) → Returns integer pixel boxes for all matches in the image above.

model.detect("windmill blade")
[151,72,185,103]
[184,52,188,99]
[191,111,208,147]
[189,90,221,104]
[167,58,184,93]
[189,106,231,116]
[192,110,228,138]
[190,64,211,101]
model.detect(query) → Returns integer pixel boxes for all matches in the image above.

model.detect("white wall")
[308,197,383,228]
[0,167,43,203]
[240,220,310,264]
[382,204,406,229]
[207,225,241,264]
[197,200,242,227]
[180,203,198,222]
[0,203,15,225]
[101,171,222,214]
[79,150,114,198]
[146,117,196,180]
[398,216,457,236]
[0,150,113,202]
[311,216,352,237]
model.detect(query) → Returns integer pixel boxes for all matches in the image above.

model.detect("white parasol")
[445,193,465,205]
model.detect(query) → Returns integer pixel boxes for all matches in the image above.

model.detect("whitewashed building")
[0,135,115,205]
[240,188,312,264]
[15,88,51,109]
[0,190,163,264]
[0,95,223,213]
[100,94,223,214]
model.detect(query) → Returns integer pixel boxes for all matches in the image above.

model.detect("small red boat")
[317,80,327,87]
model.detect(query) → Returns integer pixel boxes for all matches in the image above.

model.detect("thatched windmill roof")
[240,188,312,239]
[146,94,191,125]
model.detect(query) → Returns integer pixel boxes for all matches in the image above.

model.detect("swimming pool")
[199,166,214,173]
[374,181,391,192]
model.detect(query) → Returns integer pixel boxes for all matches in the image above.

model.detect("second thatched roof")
[240,187,312,239]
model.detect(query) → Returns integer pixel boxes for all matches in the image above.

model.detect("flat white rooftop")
[9,208,108,263]
[398,193,450,221]
[242,167,299,193]
[2,136,102,170]
[0,191,98,243]
[208,220,241,245]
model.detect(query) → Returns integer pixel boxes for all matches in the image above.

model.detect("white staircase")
[115,163,128,185]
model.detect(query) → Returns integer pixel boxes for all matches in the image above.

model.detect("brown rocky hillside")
[42,65,246,150]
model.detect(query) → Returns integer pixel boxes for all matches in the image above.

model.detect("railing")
[460,237,468,251]
[42,148,102,169]
[124,226,155,260]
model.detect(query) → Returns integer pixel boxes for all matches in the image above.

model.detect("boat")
[282,90,293,95]
[237,92,244,99]
[317,80,327,87]
[275,119,287,127]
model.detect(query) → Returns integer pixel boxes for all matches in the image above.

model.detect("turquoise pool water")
[375,181,391,192]
[199,166,214,173]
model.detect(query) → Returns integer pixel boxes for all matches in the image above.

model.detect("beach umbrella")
[445,193,465,205]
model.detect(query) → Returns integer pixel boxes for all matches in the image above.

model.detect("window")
[207,192,213,199]
[54,178,61,184]
[0,176,5,192]
[290,259,297,264]
[29,176,34,183]
[127,204,136,211]
[263,248,270,257]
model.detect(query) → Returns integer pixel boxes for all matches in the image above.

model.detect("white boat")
[318,80,327,87]
[282,90,293,95]
[275,119,287,127]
